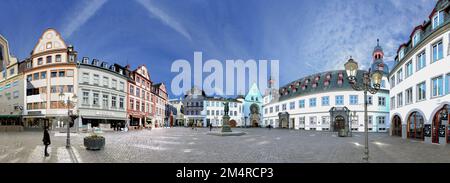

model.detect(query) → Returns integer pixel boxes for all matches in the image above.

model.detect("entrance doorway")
[392,115,402,137]
[281,118,288,128]
[252,120,259,127]
[229,120,237,127]
[407,112,424,140]
[432,105,449,144]
[334,115,345,131]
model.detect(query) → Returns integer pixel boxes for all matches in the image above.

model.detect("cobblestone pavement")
[1,127,449,163]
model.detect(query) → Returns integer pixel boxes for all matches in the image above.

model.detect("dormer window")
[432,11,444,29]
[413,31,421,47]
[399,48,405,60]
[82,57,89,64]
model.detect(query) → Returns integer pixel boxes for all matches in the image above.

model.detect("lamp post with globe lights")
[59,91,77,148]
[344,57,383,162]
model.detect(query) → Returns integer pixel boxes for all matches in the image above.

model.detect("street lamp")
[344,57,382,162]
[59,91,78,148]
[244,116,248,128]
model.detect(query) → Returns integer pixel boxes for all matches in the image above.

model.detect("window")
[282,104,287,111]
[397,92,403,107]
[289,102,295,110]
[119,97,124,109]
[368,116,373,124]
[0,45,3,61]
[377,116,385,125]
[13,91,19,99]
[103,77,109,87]
[27,75,32,82]
[82,91,89,105]
[417,51,426,71]
[67,85,73,93]
[51,71,57,78]
[93,93,99,106]
[298,100,305,108]
[103,94,109,108]
[50,86,57,93]
[335,95,344,105]
[58,71,65,77]
[381,80,386,88]
[269,107,273,113]
[275,105,279,112]
[322,116,330,125]
[390,97,395,110]
[9,68,14,75]
[397,69,403,84]
[322,96,329,106]
[119,82,124,91]
[309,116,317,125]
[299,117,305,125]
[66,70,74,77]
[41,71,47,79]
[136,88,141,98]
[38,58,43,65]
[33,73,39,80]
[390,76,396,88]
[82,73,89,83]
[367,96,373,105]
[111,79,117,89]
[446,73,450,94]
[55,55,61,62]
[405,88,413,105]
[46,56,52,64]
[399,48,405,60]
[130,85,134,95]
[417,82,426,101]
[432,11,444,29]
[378,97,386,106]
[405,61,413,78]
[432,41,443,62]
[93,74,99,85]
[111,96,117,108]
[432,76,443,97]
[413,32,421,47]
[309,98,316,107]
[350,95,358,105]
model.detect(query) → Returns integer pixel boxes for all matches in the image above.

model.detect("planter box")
[84,136,105,150]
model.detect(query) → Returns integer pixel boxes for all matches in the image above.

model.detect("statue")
[223,100,230,116]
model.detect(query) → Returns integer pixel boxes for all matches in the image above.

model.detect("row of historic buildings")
[0,28,172,132]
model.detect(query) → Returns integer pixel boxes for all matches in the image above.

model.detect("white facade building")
[263,42,390,133]
[203,97,243,127]
[389,0,450,144]
[77,57,128,131]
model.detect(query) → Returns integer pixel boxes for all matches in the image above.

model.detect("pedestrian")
[42,126,51,157]
[209,123,213,131]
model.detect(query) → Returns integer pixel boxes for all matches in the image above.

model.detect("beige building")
[22,28,79,130]
[0,34,25,131]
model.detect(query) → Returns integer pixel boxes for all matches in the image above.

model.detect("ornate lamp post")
[344,57,382,162]
[59,91,78,148]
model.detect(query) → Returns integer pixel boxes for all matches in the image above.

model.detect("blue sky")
[0,0,437,98]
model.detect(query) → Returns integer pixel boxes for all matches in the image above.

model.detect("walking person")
[42,126,51,157]
[209,123,213,131]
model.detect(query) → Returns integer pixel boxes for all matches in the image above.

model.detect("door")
[392,116,402,137]
[334,116,345,131]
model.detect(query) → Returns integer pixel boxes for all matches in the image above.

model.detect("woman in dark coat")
[43,126,51,157]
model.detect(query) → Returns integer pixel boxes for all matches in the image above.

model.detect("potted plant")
[84,133,105,150]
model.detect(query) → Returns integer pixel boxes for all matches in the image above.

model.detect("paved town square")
[1,127,449,163]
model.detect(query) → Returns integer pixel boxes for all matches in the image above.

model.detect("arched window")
[407,112,424,140]
[0,45,4,61]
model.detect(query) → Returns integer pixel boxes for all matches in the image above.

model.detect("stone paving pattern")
[1,128,449,163]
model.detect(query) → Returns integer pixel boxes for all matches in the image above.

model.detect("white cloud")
[298,0,435,73]
[136,0,192,41]
[61,0,108,38]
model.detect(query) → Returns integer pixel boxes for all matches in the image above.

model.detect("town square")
[0,0,449,165]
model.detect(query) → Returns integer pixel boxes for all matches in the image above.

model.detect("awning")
[81,116,128,121]
[0,115,21,118]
